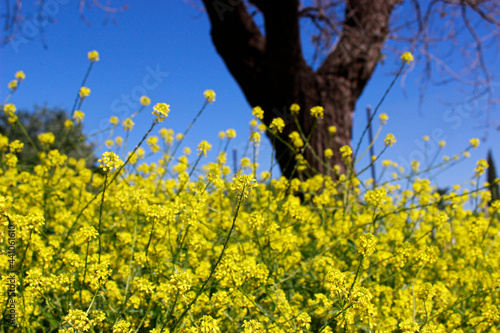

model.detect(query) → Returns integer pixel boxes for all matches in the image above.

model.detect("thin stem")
[98,173,108,264]
[354,63,404,160]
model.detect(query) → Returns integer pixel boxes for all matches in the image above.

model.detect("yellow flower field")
[0,52,499,333]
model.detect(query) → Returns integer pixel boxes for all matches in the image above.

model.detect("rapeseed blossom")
[79,87,91,98]
[231,174,257,199]
[384,133,396,146]
[64,119,74,129]
[204,89,216,103]
[197,140,212,157]
[226,128,236,139]
[152,103,170,122]
[310,105,324,119]
[252,106,264,119]
[269,117,285,133]
[38,132,55,146]
[289,131,304,148]
[73,110,85,123]
[290,103,300,116]
[140,96,151,106]
[15,71,26,81]
[98,152,121,172]
[109,116,119,125]
[123,118,134,131]
[250,131,261,144]
[8,80,17,90]
[475,159,488,177]
[339,145,352,159]
[328,126,336,135]
[62,309,91,332]
[87,50,100,62]
[379,113,388,124]
[401,51,414,64]
[470,137,480,148]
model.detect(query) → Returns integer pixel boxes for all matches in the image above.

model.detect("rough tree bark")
[201,0,397,180]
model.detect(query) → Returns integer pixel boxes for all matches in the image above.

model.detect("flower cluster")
[98,152,121,172]
[152,103,170,122]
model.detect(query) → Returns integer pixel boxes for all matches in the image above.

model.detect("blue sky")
[1,0,499,192]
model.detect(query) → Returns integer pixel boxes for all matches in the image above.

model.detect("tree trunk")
[201,0,396,180]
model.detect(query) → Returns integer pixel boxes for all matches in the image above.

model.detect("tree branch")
[200,0,266,101]
[317,0,396,99]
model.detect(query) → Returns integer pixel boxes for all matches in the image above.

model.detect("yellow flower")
[197,140,212,157]
[64,120,74,129]
[194,315,220,333]
[109,116,119,125]
[399,319,419,332]
[115,136,123,146]
[231,174,257,199]
[310,106,324,119]
[204,89,216,103]
[73,110,85,124]
[379,113,389,124]
[9,140,24,153]
[98,152,121,173]
[364,188,387,208]
[470,137,480,149]
[324,148,333,159]
[5,153,17,168]
[290,103,300,116]
[384,133,396,146]
[226,129,236,139]
[183,147,191,155]
[87,50,100,62]
[62,309,91,332]
[218,131,226,140]
[269,117,285,133]
[152,103,170,122]
[15,71,26,81]
[289,131,304,148]
[328,126,336,136]
[356,233,377,256]
[475,159,489,177]
[411,160,420,172]
[401,51,414,65]
[77,226,99,242]
[105,140,114,149]
[423,135,430,141]
[252,106,264,120]
[296,312,311,330]
[250,131,261,144]
[249,119,258,128]
[123,118,135,131]
[3,104,16,115]
[339,145,352,159]
[79,87,91,98]
[439,140,446,148]
[243,319,265,333]
[112,320,132,333]
[38,132,55,146]
[140,96,151,106]
[8,80,18,90]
